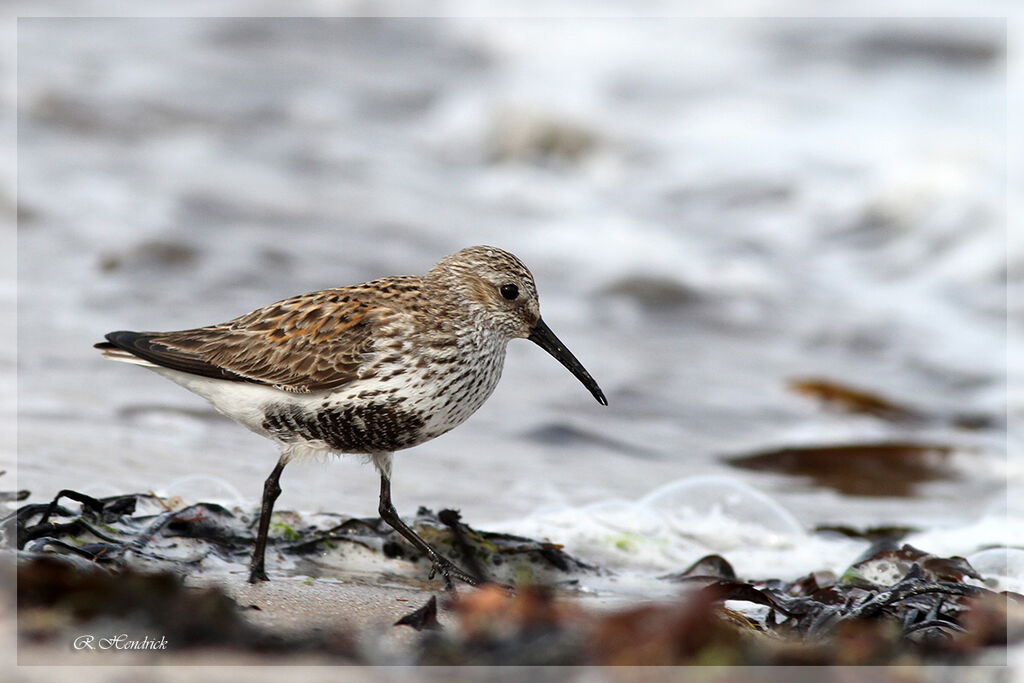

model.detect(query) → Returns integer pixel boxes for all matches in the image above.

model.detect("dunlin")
[96,246,607,586]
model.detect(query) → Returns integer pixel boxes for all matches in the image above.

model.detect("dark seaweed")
[12,488,1019,665]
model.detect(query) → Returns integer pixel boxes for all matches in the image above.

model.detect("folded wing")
[96,289,390,393]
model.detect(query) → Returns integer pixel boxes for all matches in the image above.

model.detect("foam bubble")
[639,475,805,549]
[162,474,248,508]
[966,548,1024,593]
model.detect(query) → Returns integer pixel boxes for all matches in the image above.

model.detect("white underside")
[158,363,399,476]
[102,349,360,459]
[100,341,505,481]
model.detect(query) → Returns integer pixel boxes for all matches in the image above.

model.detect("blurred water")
[13,17,1017,582]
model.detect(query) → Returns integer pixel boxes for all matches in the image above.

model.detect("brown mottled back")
[97,247,543,393]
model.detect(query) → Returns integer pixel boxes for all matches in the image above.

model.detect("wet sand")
[10,580,1022,681]
[11,573,634,677]
[15,574,434,668]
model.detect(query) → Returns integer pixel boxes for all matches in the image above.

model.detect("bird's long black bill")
[528,318,608,406]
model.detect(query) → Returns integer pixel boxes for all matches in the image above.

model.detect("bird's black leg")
[249,459,286,583]
[377,473,482,587]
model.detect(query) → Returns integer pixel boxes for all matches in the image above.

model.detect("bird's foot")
[428,557,479,588]
[427,557,516,593]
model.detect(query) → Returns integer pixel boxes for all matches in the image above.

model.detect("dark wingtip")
[105,330,142,346]
[97,330,146,353]
[96,329,256,383]
[595,389,609,406]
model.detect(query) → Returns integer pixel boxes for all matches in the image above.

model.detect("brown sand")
[13,571,448,672]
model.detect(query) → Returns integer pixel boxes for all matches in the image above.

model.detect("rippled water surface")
[13,17,1019,588]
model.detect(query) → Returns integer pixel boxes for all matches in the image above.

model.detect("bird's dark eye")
[499,283,519,301]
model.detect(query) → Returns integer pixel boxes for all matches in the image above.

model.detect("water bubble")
[966,547,1024,592]
[639,476,804,551]
[162,474,247,508]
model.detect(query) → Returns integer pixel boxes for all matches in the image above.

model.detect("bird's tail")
[94,340,158,367]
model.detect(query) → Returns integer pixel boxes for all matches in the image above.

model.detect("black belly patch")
[261,400,426,453]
